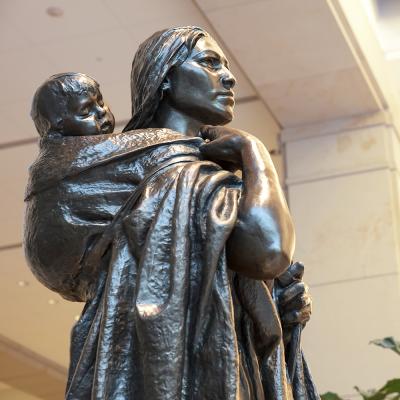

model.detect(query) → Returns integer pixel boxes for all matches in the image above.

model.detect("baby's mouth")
[100,121,113,134]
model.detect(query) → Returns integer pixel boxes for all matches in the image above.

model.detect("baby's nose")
[96,105,106,118]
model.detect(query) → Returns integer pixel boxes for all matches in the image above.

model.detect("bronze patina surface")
[24,26,317,399]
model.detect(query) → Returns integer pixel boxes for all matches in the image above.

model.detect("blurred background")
[1,0,400,398]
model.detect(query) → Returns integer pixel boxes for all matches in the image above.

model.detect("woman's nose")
[221,68,236,90]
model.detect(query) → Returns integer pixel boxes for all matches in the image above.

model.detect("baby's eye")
[80,107,90,116]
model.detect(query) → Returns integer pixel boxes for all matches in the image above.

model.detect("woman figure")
[25,26,316,399]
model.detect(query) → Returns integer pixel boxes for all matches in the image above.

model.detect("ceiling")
[0,0,398,398]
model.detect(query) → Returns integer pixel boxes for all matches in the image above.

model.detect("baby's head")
[31,72,115,138]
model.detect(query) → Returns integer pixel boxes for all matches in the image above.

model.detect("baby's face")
[62,78,115,136]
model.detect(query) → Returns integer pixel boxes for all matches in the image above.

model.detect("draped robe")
[24,128,319,400]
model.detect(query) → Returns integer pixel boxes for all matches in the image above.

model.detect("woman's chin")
[206,110,234,126]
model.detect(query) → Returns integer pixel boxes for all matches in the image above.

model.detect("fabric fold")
[24,128,319,399]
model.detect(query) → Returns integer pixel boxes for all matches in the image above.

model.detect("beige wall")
[283,113,400,396]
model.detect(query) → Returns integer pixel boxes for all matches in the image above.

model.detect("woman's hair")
[123,26,209,132]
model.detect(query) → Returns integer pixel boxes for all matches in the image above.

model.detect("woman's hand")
[275,262,312,344]
[198,125,255,166]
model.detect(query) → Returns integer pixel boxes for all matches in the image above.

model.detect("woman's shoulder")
[120,127,202,148]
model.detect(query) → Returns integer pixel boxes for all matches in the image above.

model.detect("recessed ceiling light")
[17,280,29,287]
[74,315,80,321]
[48,299,58,305]
[46,6,64,17]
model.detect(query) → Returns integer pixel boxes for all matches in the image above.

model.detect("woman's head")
[123,26,236,132]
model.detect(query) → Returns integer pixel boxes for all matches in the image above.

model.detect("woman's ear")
[160,77,171,98]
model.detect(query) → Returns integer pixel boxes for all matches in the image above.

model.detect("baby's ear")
[53,116,64,133]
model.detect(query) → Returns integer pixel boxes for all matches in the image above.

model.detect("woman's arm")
[199,125,295,280]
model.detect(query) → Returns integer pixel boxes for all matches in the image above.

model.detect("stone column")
[281,111,400,396]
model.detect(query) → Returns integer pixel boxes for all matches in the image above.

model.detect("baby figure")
[31,72,115,138]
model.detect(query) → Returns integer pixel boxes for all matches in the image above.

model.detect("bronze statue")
[24,26,317,399]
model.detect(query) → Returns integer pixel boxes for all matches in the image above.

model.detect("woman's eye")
[200,58,219,69]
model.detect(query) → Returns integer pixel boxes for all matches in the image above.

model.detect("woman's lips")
[216,90,234,98]
[216,92,235,105]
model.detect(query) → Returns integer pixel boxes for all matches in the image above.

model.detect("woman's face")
[165,35,236,125]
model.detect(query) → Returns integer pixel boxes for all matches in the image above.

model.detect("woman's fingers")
[281,304,312,326]
[276,262,312,332]
[199,125,223,141]
[199,125,247,142]
[199,125,253,166]
[277,261,304,287]
[198,126,228,159]
[278,281,308,307]
[199,142,233,161]
[281,291,312,313]
[199,134,240,165]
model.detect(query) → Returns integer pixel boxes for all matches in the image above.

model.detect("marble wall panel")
[302,274,400,396]
[286,125,391,183]
[289,168,400,285]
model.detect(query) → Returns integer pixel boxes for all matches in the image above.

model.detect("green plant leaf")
[355,386,379,400]
[355,379,400,400]
[320,392,344,400]
[370,337,400,356]
[377,379,400,396]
